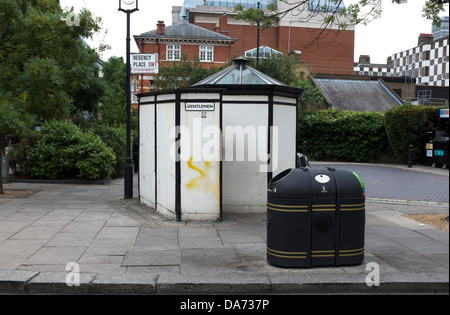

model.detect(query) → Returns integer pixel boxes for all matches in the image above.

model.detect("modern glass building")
[244,46,283,59]
[432,16,449,41]
[179,0,275,20]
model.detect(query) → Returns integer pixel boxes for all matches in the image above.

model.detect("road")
[311,162,449,204]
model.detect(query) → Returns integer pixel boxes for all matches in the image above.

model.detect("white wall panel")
[156,100,176,218]
[222,100,268,212]
[180,94,221,220]
[272,104,297,177]
[139,103,155,208]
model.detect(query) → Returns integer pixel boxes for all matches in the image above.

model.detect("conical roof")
[192,56,286,86]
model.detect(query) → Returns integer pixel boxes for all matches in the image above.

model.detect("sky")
[59,0,449,64]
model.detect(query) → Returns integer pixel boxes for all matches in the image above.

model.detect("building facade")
[174,0,355,75]
[432,16,449,41]
[354,32,449,101]
[132,20,236,103]
[391,34,449,87]
[353,55,393,77]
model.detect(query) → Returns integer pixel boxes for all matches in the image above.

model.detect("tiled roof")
[139,20,233,41]
[313,78,403,113]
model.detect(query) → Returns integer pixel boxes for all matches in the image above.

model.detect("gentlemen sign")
[185,103,215,111]
[131,53,159,74]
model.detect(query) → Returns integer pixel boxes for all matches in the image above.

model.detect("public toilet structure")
[138,57,303,221]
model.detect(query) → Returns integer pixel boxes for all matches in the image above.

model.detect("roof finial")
[233,56,249,65]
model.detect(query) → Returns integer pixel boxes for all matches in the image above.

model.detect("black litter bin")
[432,136,449,169]
[267,167,365,268]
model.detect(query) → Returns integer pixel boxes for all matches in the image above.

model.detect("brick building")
[175,0,355,75]
[132,19,236,103]
[354,55,393,77]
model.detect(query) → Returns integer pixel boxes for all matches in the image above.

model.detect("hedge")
[385,105,445,162]
[297,109,390,162]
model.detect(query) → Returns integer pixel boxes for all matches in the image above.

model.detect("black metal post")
[302,141,308,156]
[119,1,139,199]
[124,11,133,199]
[256,2,261,70]
[407,144,413,168]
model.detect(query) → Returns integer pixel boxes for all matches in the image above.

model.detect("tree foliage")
[256,53,300,85]
[98,56,136,127]
[292,79,326,113]
[155,54,224,90]
[0,0,102,121]
[0,0,102,192]
[234,1,279,29]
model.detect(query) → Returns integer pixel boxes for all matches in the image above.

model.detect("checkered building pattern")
[391,36,449,87]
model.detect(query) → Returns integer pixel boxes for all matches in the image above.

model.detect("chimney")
[386,56,392,67]
[157,21,165,35]
[219,13,229,34]
[359,55,371,65]
[418,33,433,46]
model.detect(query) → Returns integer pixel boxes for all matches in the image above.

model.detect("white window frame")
[167,44,181,61]
[199,45,214,62]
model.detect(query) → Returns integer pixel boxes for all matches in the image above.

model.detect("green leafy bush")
[28,120,115,180]
[385,105,442,162]
[7,130,38,176]
[298,109,390,162]
[88,123,127,177]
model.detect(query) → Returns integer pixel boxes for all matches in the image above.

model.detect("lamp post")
[256,2,261,70]
[119,0,139,199]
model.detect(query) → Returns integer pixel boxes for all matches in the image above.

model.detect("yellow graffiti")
[186,157,211,189]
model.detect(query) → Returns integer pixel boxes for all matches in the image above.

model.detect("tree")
[0,93,33,194]
[0,0,102,120]
[69,46,105,117]
[256,53,300,85]
[293,79,326,113]
[155,54,223,90]
[0,0,101,193]
[99,56,134,127]
[234,1,279,29]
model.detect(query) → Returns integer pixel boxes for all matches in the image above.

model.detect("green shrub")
[7,130,38,176]
[88,123,127,177]
[385,105,441,162]
[28,120,115,180]
[298,109,390,162]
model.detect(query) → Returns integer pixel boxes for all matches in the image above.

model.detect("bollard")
[407,144,413,168]
[302,141,308,156]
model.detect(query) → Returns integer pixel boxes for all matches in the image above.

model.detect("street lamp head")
[119,0,139,12]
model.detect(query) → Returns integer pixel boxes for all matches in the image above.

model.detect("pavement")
[0,162,448,295]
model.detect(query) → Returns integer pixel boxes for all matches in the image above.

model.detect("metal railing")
[404,97,449,107]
